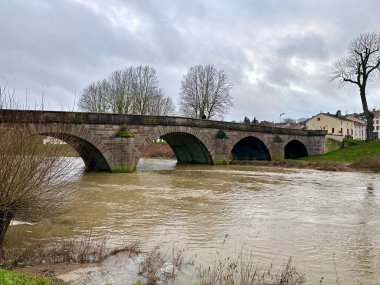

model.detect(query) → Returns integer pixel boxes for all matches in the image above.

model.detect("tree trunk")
[360,88,374,141]
[0,211,14,259]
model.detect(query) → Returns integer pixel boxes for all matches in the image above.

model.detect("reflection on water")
[6,158,380,284]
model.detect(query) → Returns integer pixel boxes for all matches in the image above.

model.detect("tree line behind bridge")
[78,64,233,120]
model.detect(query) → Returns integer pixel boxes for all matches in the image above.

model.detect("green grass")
[36,143,79,157]
[302,140,380,163]
[0,269,58,285]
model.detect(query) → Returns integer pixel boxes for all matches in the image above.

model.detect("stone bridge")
[0,110,326,172]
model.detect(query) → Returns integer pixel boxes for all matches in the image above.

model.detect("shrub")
[215,129,228,139]
[116,126,134,138]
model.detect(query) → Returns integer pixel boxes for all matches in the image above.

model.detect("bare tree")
[108,69,133,114]
[0,83,17,109]
[131,66,161,115]
[78,66,175,116]
[0,128,78,259]
[78,79,109,113]
[332,32,380,141]
[179,65,233,120]
[282,118,297,125]
[149,89,176,116]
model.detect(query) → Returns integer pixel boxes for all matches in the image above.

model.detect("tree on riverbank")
[0,129,77,260]
[179,65,233,120]
[332,32,380,141]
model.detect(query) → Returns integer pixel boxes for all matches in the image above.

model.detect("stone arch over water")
[284,139,308,159]
[23,123,111,172]
[41,133,111,171]
[160,132,213,164]
[231,136,271,161]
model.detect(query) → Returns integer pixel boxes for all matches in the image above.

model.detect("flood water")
[7,158,380,284]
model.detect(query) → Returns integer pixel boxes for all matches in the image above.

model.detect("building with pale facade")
[373,110,380,139]
[306,110,366,140]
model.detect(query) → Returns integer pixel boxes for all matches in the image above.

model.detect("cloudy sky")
[1,0,380,122]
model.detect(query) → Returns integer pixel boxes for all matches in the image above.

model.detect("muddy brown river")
[6,158,380,284]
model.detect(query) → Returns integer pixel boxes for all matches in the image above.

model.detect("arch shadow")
[231,136,271,161]
[284,140,308,159]
[160,132,212,164]
[40,133,111,172]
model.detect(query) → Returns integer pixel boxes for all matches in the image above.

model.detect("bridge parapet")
[0,109,326,136]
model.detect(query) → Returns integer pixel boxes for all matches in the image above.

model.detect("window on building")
[340,128,343,134]
[377,126,379,131]
[317,117,320,121]
[332,128,334,133]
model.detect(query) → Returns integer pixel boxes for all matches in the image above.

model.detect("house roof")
[308,112,365,125]
[308,112,352,122]
[345,115,365,124]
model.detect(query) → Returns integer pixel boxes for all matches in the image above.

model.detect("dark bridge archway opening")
[231,136,271,161]
[40,133,111,172]
[160,132,212,164]
[284,140,308,159]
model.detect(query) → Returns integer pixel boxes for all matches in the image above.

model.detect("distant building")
[345,115,366,140]
[306,110,366,140]
[373,110,380,139]
[348,109,380,139]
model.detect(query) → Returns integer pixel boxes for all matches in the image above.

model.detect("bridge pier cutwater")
[0,110,326,172]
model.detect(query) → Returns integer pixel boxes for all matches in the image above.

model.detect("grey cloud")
[1,0,380,120]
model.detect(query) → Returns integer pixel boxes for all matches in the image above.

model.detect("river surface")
[7,158,380,284]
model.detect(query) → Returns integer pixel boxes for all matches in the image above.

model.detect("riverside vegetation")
[235,139,380,172]
[301,139,380,171]
[1,238,307,285]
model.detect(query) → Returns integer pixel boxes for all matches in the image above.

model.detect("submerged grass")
[138,244,188,285]
[196,250,305,285]
[2,231,141,268]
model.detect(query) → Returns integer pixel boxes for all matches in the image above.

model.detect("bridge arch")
[160,132,212,164]
[141,126,214,165]
[284,139,308,159]
[24,124,111,171]
[231,136,271,161]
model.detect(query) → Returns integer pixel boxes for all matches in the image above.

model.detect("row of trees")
[78,64,233,120]
[78,66,175,116]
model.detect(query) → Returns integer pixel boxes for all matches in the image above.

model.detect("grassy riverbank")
[302,139,380,163]
[36,144,79,157]
[0,269,60,285]
[299,139,380,172]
